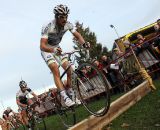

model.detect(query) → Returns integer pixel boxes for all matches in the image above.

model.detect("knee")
[67,69,72,76]
[21,111,26,117]
[49,64,60,76]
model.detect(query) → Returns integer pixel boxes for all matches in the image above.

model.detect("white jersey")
[16,88,32,99]
[41,19,76,46]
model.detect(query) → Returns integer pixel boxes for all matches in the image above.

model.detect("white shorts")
[41,46,68,66]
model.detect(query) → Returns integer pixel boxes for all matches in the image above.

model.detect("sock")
[60,90,68,100]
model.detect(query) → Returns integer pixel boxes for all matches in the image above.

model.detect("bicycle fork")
[75,70,95,92]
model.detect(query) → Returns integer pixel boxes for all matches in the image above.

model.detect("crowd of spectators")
[119,19,160,79]
[89,19,160,94]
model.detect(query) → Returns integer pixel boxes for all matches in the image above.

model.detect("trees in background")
[73,22,111,61]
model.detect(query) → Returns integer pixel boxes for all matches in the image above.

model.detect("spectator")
[101,55,111,66]
[123,39,136,50]
[123,39,136,57]
[138,34,159,59]
[113,48,129,93]
[154,24,160,33]
[113,48,124,68]
[153,19,160,53]
[113,48,123,58]
[122,40,140,81]
[101,55,111,75]
[123,39,130,50]
[157,19,160,28]
[137,34,145,44]
[137,34,150,49]
[91,58,104,76]
[48,88,58,98]
[101,55,117,87]
[92,58,103,71]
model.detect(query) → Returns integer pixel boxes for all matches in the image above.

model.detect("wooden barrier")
[69,80,151,130]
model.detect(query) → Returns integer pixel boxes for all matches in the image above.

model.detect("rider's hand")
[54,47,62,55]
[82,42,90,49]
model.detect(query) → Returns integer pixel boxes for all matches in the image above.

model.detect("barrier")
[69,80,150,130]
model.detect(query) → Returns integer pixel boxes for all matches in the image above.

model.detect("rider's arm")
[40,23,54,53]
[31,92,39,101]
[16,98,27,107]
[40,38,54,53]
[67,22,85,45]
[72,31,85,45]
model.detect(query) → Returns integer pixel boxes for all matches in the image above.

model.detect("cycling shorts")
[41,45,68,66]
[19,96,28,105]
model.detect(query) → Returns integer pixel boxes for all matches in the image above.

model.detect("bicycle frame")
[6,120,15,129]
[26,102,40,119]
[52,49,111,117]
[52,49,90,93]
[53,49,89,74]
[26,102,46,129]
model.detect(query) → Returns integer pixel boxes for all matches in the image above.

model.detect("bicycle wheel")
[76,62,110,116]
[30,112,46,130]
[7,122,15,130]
[15,120,25,130]
[55,97,76,128]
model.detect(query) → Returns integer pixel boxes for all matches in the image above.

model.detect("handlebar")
[27,100,41,110]
[61,49,84,56]
[61,49,90,60]
[52,49,90,67]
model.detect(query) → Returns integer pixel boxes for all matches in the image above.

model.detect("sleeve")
[67,22,76,33]
[41,23,50,39]
[26,88,32,93]
[16,92,19,99]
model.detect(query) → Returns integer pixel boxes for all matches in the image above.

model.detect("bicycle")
[10,114,25,130]
[46,89,76,128]
[26,101,46,130]
[52,49,110,119]
[6,120,16,130]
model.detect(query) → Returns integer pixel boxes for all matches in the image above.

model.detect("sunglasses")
[21,84,27,88]
[58,15,68,19]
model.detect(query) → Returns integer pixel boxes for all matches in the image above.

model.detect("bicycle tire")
[76,62,110,117]
[6,122,15,130]
[54,95,76,128]
[29,113,46,130]
[15,120,25,130]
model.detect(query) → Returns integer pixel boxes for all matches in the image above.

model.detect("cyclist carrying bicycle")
[16,80,40,130]
[2,107,16,121]
[2,107,17,129]
[40,4,90,107]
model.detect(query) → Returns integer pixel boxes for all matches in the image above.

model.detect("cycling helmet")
[54,4,70,16]
[19,80,27,88]
[7,107,11,111]
[157,19,160,22]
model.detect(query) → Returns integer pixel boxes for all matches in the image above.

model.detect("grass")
[103,80,160,130]
[42,89,124,130]
[34,80,150,130]
[14,80,160,130]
